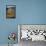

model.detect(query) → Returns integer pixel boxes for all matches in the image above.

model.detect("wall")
[0,0,46,45]
[0,0,18,44]
[16,0,46,24]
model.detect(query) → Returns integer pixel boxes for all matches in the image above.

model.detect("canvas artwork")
[6,5,16,18]
[18,25,46,41]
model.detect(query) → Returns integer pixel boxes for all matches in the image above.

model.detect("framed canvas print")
[18,24,46,41]
[6,5,16,19]
[18,24,46,46]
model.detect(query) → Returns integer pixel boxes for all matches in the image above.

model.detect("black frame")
[6,5,16,19]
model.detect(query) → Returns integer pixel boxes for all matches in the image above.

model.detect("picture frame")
[18,24,46,41]
[6,5,16,19]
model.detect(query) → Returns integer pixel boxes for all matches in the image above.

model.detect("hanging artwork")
[18,24,46,41]
[6,5,16,19]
